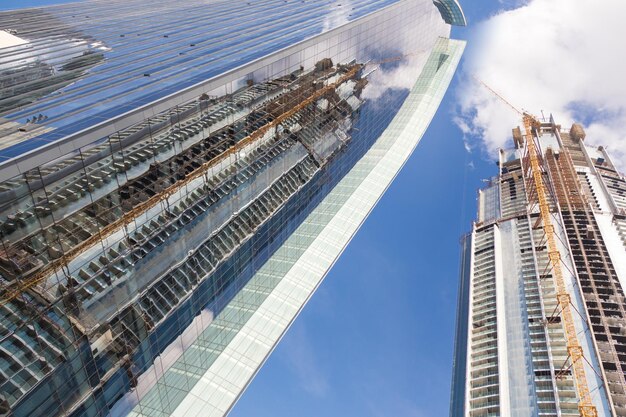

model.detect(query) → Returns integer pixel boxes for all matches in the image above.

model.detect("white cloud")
[456,0,626,170]
[322,1,351,32]
[361,6,449,101]
[361,51,430,101]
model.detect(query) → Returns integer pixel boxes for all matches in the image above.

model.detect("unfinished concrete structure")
[451,116,626,416]
[0,1,466,416]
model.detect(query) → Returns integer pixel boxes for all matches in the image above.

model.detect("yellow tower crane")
[475,78,598,417]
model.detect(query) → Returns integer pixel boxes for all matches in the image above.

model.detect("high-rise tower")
[451,117,626,416]
[0,1,465,416]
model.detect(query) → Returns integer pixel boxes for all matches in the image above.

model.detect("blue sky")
[0,1,503,416]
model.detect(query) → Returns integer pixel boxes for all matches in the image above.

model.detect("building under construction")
[451,116,626,416]
[0,1,466,416]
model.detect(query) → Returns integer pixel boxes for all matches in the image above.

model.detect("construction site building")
[0,1,466,416]
[451,116,626,416]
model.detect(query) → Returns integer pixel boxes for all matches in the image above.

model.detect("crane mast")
[473,76,597,416]
[522,113,597,417]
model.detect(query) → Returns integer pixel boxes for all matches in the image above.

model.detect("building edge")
[450,232,472,417]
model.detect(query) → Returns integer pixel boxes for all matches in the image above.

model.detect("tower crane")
[475,77,598,417]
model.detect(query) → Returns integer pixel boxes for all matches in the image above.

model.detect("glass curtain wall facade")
[0,1,465,416]
[451,118,626,417]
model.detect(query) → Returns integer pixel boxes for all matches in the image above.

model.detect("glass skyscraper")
[0,1,465,416]
[451,117,626,416]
